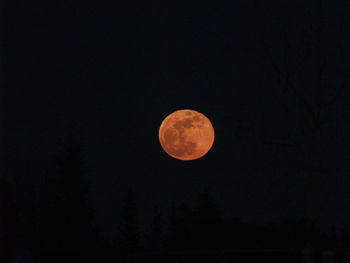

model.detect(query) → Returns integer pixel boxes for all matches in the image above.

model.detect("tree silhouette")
[195,187,221,224]
[150,205,163,251]
[164,200,194,250]
[193,187,222,249]
[164,188,223,251]
[176,201,194,250]
[0,149,33,261]
[41,128,95,259]
[118,186,140,255]
[0,174,17,261]
[164,200,179,250]
[251,0,350,248]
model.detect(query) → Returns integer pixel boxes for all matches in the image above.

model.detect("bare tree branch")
[264,45,315,117]
[251,0,350,248]
[321,0,350,112]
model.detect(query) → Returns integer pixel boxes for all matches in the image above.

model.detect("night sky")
[2,0,350,249]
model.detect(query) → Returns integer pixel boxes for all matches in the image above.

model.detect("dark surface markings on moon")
[163,114,204,156]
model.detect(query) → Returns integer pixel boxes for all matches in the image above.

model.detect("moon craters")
[159,109,214,161]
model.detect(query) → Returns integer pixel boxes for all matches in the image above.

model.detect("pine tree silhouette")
[118,187,140,255]
[0,149,32,261]
[0,175,17,261]
[150,205,163,250]
[46,128,95,259]
[193,187,222,249]
[164,200,179,250]
[195,187,221,223]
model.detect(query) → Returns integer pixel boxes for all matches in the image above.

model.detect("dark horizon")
[1,0,350,262]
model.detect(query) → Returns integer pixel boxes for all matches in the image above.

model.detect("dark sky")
[3,0,350,240]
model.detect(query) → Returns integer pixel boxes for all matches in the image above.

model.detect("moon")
[159,109,215,161]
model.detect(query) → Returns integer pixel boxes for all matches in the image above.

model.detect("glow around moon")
[158,109,215,161]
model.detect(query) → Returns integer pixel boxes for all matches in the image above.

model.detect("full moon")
[159,109,215,161]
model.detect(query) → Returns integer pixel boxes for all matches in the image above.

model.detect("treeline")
[122,188,350,253]
[0,130,101,262]
[0,130,349,262]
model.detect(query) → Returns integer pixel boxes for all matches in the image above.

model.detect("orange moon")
[159,109,215,161]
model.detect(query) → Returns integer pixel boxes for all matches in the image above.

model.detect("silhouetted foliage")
[1,140,348,262]
[164,188,223,251]
[164,200,180,250]
[174,202,194,250]
[192,187,222,249]
[33,129,96,260]
[118,187,140,255]
[160,186,348,255]
[252,0,350,248]
[0,149,34,261]
[195,187,221,223]
[150,205,163,250]
[0,175,17,261]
